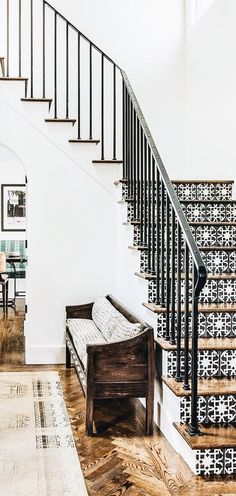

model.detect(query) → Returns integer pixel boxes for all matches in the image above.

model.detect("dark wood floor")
[1,302,236,495]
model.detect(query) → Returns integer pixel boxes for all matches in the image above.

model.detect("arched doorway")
[0,144,27,365]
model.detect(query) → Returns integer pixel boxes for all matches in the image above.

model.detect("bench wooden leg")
[146,393,154,435]
[0,59,5,77]
[66,342,71,368]
[86,397,94,435]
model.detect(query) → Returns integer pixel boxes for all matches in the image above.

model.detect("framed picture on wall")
[1,184,26,232]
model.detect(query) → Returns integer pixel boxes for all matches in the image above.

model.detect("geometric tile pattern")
[150,277,236,305]
[182,202,236,223]
[167,349,236,378]
[173,182,232,201]
[190,225,236,247]
[156,311,236,339]
[180,395,236,425]
[196,448,236,475]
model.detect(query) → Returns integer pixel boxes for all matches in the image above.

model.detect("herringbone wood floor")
[1,302,236,495]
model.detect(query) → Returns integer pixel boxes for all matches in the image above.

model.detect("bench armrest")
[66,302,93,319]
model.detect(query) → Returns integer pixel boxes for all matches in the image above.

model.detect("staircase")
[1,0,235,478]
[121,178,236,475]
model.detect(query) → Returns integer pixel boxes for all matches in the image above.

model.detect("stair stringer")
[0,81,122,196]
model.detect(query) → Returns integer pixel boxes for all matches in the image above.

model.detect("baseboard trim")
[25,344,65,364]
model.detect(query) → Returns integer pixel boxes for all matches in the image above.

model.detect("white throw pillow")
[92,296,122,340]
[110,317,143,342]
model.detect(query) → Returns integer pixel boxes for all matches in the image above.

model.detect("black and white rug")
[0,371,88,496]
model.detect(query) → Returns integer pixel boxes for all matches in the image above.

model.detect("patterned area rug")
[0,371,88,496]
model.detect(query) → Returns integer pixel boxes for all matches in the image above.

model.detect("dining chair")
[0,252,9,311]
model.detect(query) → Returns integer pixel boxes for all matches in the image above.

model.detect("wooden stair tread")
[135,272,155,281]
[180,199,236,203]
[45,118,76,124]
[143,302,236,313]
[174,422,236,449]
[123,220,141,226]
[199,246,236,251]
[114,178,127,185]
[21,97,52,102]
[69,139,99,144]
[136,272,236,281]
[162,377,236,397]
[172,179,234,184]
[0,77,28,81]
[190,221,236,226]
[156,336,236,351]
[93,160,123,164]
[129,245,148,251]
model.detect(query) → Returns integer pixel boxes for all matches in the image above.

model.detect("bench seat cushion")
[66,318,107,369]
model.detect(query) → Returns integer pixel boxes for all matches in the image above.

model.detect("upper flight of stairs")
[119,178,236,476]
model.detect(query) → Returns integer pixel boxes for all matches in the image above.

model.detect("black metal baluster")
[125,87,128,181]
[101,54,104,160]
[165,196,170,340]
[143,138,147,246]
[42,0,45,98]
[189,265,201,435]
[147,146,152,272]
[30,0,34,98]
[137,119,140,222]
[122,81,126,180]
[54,11,57,119]
[140,127,144,245]
[113,64,116,160]
[127,95,131,199]
[6,0,9,77]
[89,43,93,138]
[19,0,21,77]
[176,223,182,381]
[156,170,160,303]
[160,180,165,306]
[183,243,190,390]
[151,157,155,275]
[130,104,134,206]
[170,208,176,344]
[66,22,69,119]
[77,33,81,139]
[133,109,137,220]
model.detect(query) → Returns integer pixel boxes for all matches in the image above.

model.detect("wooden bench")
[65,295,154,435]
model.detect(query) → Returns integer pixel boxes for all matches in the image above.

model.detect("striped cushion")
[66,318,106,369]
[110,318,143,342]
[92,296,122,340]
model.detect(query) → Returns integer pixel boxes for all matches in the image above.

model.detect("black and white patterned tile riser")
[196,448,236,475]
[180,395,236,425]
[157,312,236,338]
[173,182,232,201]
[167,350,236,378]
[149,279,236,304]
[182,202,236,223]
[190,225,236,248]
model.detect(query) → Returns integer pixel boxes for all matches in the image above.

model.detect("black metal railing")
[122,70,207,435]
[1,0,207,435]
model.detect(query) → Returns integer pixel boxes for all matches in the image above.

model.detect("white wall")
[0,83,119,364]
[183,0,236,188]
